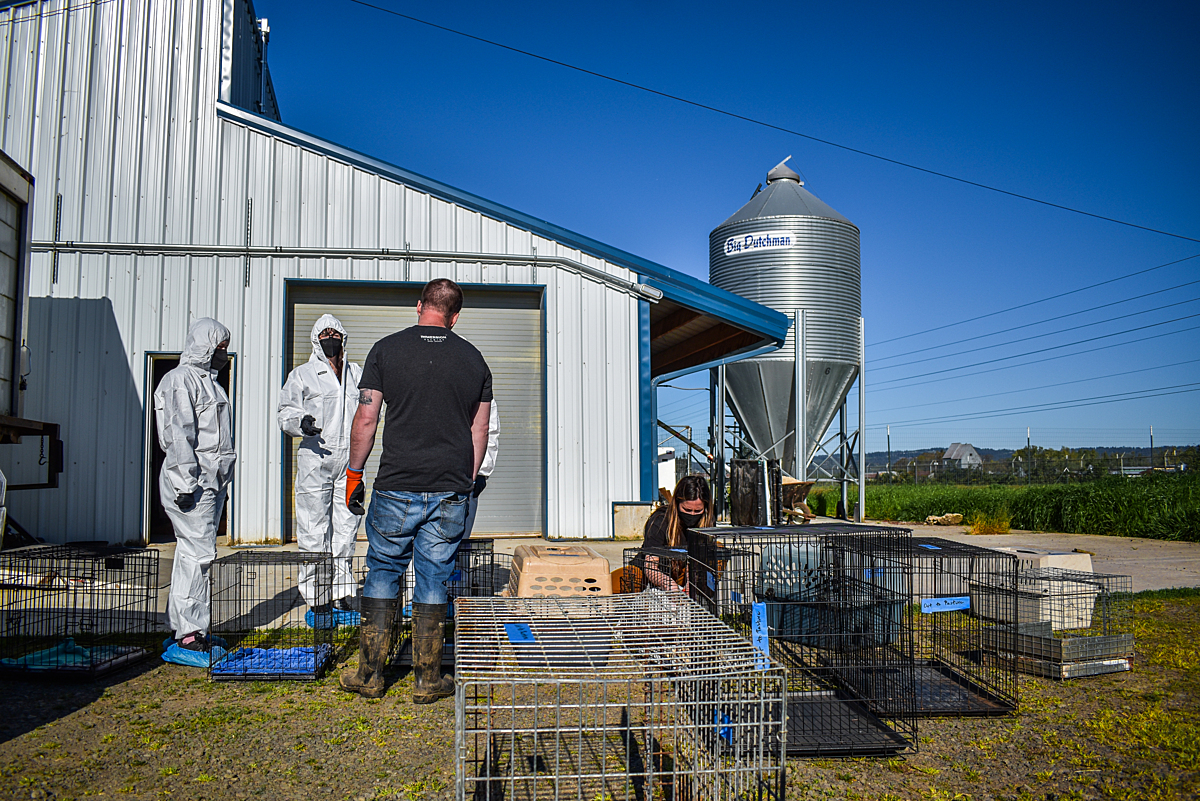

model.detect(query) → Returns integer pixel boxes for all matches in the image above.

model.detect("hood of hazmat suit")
[277,314,363,606]
[154,318,237,496]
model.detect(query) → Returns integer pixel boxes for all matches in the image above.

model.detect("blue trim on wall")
[217,102,789,348]
[638,298,654,502]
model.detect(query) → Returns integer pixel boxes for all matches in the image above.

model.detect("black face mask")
[210,349,229,370]
[678,511,704,529]
[320,338,343,358]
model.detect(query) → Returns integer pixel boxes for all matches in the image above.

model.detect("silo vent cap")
[767,160,802,185]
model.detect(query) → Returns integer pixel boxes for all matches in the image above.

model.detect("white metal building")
[0,0,788,544]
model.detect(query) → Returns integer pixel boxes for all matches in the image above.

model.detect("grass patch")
[812,472,1200,540]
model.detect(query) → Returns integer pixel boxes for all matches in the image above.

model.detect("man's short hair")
[420,278,464,318]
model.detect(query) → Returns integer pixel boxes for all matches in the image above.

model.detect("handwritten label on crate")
[505,623,536,644]
[918,543,942,550]
[706,571,716,591]
[921,596,971,613]
[752,602,770,668]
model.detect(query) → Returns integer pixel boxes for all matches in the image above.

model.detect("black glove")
[348,481,365,516]
[300,415,322,437]
[472,474,488,498]
[175,492,197,512]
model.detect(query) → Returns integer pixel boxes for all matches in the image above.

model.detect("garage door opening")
[284,282,545,540]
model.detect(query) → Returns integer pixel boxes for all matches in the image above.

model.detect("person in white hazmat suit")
[278,314,364,627]
[155,318,236,667]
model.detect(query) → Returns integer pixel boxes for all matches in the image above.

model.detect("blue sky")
[258,0,1200,454]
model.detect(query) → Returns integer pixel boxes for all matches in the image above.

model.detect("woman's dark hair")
[662,474,714,549]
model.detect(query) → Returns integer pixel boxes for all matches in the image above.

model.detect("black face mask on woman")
[678,510,704,529]
[210,348,229,371]
[320,337,343,358]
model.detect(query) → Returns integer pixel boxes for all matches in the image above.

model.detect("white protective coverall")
[278,314,362,605]
[154,318,236,639]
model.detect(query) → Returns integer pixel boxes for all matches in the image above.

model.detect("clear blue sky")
[259,0,1200,454]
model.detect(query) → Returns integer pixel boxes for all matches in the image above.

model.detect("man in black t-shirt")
[340,278,492,704]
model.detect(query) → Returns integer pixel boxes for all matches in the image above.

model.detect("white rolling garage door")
[287,284,545,537]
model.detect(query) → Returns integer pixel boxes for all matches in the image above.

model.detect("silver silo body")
[709,162,861,470]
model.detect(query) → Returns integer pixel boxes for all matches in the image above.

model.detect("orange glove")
[346,468,365,515]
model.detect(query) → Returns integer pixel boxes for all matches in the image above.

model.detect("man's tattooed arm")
[358,390,374,405]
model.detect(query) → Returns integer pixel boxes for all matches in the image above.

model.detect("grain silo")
[709,159,864,510]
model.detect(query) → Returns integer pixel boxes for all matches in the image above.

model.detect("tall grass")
[807,472,1200,541]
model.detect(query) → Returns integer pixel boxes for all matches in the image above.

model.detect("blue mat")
[163,642,228,668]
[2,638,143,670]
[210,644,333,677]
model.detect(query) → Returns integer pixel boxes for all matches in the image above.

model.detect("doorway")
[143,353,236,544]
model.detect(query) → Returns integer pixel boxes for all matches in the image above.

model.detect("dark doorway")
[145,354,235,543]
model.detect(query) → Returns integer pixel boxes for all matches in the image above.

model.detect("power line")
[872,312,1200,386]
[870,277,1200,363]
[868,253,1200,348]
[872,295,1200,371]
[872,321,1200,390]
[344,0,1199,245]
[871,358,1200,414]
[880,383,1200,427]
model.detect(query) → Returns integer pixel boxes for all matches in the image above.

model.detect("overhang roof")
[217,103,790,378]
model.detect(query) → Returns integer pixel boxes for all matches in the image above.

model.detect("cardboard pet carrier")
[506,544,611,598]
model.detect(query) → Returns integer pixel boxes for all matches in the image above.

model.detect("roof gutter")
[30,240,665,303]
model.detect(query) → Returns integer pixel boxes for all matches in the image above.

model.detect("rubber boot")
[339,596,395,698]
[411,602,454,704]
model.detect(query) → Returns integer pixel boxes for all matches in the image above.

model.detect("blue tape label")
[732,591,743,605]
[707,571,716,591]
[921,596,971,613]
[918,543,942,550]
[864,568,876,579]
[448,570,463,582]
[505,623,536,644]
[713,709,733,743]
[751,602,770,668]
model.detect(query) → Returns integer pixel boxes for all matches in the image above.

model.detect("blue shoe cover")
[305,608,336,630]
[162,642,228,668]
[332,608,361,626]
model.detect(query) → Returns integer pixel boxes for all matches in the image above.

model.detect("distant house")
[942,443,983,469]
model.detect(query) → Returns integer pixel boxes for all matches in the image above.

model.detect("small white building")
[941,443,983,470]
[0,0,787,544]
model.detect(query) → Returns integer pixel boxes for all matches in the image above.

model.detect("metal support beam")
[711,365,727,520]
[794,309,806,481]
[839,402,849,519]
[857,316,866,523]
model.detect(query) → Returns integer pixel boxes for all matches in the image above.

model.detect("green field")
[808,471,1200,541]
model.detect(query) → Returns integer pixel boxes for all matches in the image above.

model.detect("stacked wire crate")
[686,523,917,756]
[0,544,159,678]
[976,567,1134,679]
[209,550,335,681]
[907,537,1020,715]
[454,591,787,801]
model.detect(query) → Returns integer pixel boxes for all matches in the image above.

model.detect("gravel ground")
[2,591,1197,801]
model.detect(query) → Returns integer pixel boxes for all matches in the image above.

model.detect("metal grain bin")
[709,161,861,471]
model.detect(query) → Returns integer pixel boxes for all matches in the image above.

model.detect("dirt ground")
[2,590,1197,801]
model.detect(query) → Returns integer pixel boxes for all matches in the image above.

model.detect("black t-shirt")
[643,507,670,550]
[359,325,493,494]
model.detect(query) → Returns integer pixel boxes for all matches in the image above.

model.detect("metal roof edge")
[216,102,790,345]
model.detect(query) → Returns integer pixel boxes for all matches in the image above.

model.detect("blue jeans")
[363,489,469,605]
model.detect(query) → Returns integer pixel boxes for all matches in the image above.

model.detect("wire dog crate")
[907,538,1020,716]
[978,567,1134,679]
[395,538,497,666]
[455,591,786,801]
[686,523,918,756]
[0,544,159,678]
[619,547,693,595]
[209,551,335,681]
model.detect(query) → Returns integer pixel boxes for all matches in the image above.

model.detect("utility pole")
[1150,425,1154,472]
[887,425,892,485]
[1026,427,1031,485]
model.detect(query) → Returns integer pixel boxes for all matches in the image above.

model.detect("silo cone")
[710,161,861,471]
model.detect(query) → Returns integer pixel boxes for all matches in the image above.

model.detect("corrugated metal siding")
[0,0,641,543]
[0,192,17,412]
